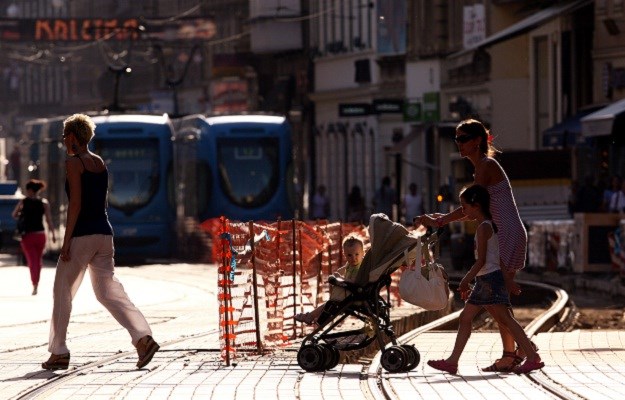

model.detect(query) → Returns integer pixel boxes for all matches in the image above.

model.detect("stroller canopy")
[354,213,421,286]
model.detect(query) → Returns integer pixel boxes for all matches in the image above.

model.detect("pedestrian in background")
[609,179,625,213]
[602,175,621,212]
[310,184,330,219]
[567,180,578,217]
[8,144,21,184]
[574,175,601,213]
[12,179,56,295]
[416,119,535,372]
[427,184,543,375]
[373,176,396,220]
[401,182,425,226]
[346,185,366,224]
[42,114,159,371]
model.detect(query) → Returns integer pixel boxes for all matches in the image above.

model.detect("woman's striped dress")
[487,179,527,272]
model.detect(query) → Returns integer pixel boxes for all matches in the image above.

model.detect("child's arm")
[458,223,491,298]
[333,265,346,278]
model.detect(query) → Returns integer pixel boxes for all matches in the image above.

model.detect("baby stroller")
[296,214,443,373]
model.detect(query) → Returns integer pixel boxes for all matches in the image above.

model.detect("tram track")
[12,328,221,400]
[366,279,581,400]
[5,264,220,400]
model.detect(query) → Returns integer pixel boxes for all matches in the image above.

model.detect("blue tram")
[174,114,296,224]
[90,114,176,260]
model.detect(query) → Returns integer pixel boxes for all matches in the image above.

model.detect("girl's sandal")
[427,359,458,374]
[481,351,523,372]
[42,353,70,370]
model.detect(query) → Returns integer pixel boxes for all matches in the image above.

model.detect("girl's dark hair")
[456,119,500,157]
[25,179,46,193]
[460,184,497,232]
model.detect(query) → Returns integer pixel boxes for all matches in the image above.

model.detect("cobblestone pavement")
[376,329,625,399]
[3,254,625,400]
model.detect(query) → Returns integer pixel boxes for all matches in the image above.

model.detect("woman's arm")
[43,199,56,242]
[417,207,467,228]
[11,199,23,219]
[60,158,82,261]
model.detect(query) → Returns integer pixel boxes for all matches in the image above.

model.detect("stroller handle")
[424,227,445,244]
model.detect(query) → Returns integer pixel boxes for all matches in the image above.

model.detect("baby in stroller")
[295,234,365,325]
[296,213,432,373]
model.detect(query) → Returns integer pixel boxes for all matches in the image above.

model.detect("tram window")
[94,138,160,213]
[217,138,279,208]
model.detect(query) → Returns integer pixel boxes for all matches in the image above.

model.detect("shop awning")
[542,106,602,147]
[581,98,625,137]
[448,0,592,60]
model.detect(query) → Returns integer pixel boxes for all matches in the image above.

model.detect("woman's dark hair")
[456,119,499,157]
[460,184,497,232]
[25,179,46,193]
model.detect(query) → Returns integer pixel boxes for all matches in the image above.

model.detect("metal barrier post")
[292,219,297,338]
[220,216,232,366]
[249,220,263,354]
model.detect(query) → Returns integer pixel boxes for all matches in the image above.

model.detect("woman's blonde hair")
[63,113,96,146]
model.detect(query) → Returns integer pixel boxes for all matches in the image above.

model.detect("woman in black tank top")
[42,114,159,371]
[12,179,56,295]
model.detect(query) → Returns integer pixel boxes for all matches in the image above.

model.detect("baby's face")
[344,243,364,266]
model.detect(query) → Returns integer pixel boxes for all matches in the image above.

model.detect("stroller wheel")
[381,346,408,373]
[319,343,341,370]
[400,344,420,371]
[297,344,325,372]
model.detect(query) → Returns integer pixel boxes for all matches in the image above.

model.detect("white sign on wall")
[249,0,302,53]
[463,4,485,49]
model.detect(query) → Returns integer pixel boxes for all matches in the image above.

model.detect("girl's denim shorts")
[467,269,511,306]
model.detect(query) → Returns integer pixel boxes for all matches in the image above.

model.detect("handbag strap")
[403,237,423,267]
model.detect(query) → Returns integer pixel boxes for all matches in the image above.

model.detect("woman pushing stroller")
[417,119,537,372]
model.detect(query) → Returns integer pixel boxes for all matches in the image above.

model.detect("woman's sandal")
[136,335,160,369]
[513,358,545,374]
[427,359,458,374]
[515,340,539,359]
[41,353,70,370]
[481,351,523,372]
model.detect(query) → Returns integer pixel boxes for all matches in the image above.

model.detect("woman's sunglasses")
[454,135,476,144]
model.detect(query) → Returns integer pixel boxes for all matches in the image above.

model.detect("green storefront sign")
[423,92,440,122]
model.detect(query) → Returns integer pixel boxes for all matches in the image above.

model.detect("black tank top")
[65,155,113,237]
[21,197,45,233]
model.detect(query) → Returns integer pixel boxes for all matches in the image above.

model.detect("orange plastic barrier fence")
[201,218,408,358]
